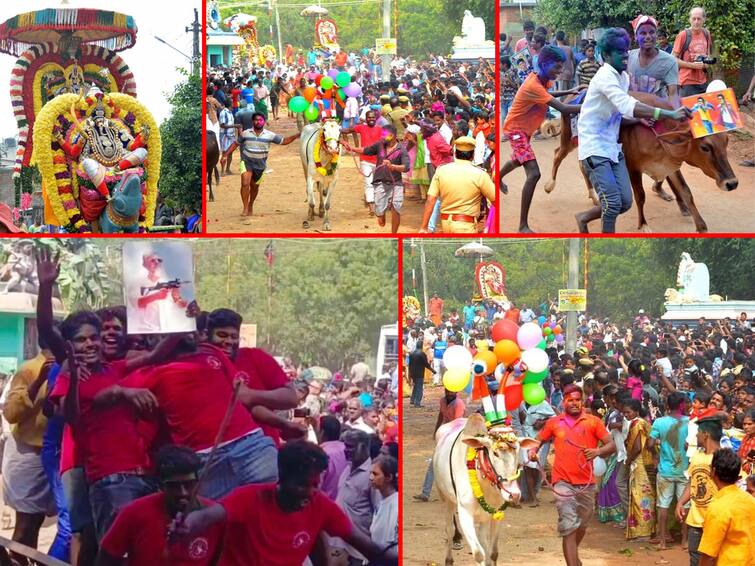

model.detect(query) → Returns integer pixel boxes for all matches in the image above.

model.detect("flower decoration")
[466,447,507,520]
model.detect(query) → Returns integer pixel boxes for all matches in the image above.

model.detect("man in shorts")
[341,110,385,216]
[527,385,615,566]
[343,124,408,233]
[223,112,299,217]
[500,45,584,232]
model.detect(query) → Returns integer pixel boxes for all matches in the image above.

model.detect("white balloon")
[517,322,543,350]
[442,345,473,371]
[706,79,727,93]
[520,348,549,374]
[593,456,607,477]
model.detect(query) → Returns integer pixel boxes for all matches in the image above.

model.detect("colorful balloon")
[537,315,546,325]
[314,74,323,86]
[522,383,546,405]
[593,456,607,476]
[474,350,498,375]
[327,69,340,79]
[543,327,552,336]
[553,325,562,335]
[521,348,549,373]
[536,338,547,350]
[443,367,470,392]
[336,72,351,87]
[287,96,308,112]
[522,368,549,384]
[494,339,521,366]
[343,82,362,98]
[504,383,523,411]
[517,322,543,351]
[320,76,334,90]
[304,104,319,122]
[546,333,555,342]
[302,87,317,103]
[476,340,489,352]
[555,334,565,343]
[491,319,518,343]
[443,345,473,372]
[472,360,487,376]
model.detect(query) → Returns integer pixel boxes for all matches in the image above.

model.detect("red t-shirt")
[50,360,151,483]
[219,484,352,566]
[122,345,259,452]
[101,492,224,565]
[354,124,384,164]
[537,412,610,485]
[335,52,348,67]
[230,88,241,109]
[234,347,289,446]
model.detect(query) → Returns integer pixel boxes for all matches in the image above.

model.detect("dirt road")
[499,136,754,234]
[402,386,688,566]
[206,115,425,234]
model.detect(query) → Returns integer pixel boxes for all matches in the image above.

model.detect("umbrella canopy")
[0,8,137,57]
[300,5,329,16]
[454,240,494,258]
[222,12,257,33]
[300,366,333,383]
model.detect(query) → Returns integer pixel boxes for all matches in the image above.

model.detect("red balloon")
[314,74,323,86]
[505,308,520,322]
[491,319,519,343]
[504,383,523,411]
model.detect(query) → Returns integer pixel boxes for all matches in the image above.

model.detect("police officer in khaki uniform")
[420,136,495,233]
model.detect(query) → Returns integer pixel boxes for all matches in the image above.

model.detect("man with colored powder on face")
[340,110,385,217]
[574,28,692,233]
[222,113,300,217]
[500,45,585,232]
[526,385,616,566]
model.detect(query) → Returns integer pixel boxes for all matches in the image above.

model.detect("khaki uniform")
[387,108,410,136]
[427,160,495,233]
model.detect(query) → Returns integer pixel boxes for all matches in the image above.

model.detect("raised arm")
[34,247,66,363]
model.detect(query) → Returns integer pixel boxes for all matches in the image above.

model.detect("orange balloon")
[553,325,562,335]
[494,339,521,366]
[303,87,317,103]
[474,350,498,375]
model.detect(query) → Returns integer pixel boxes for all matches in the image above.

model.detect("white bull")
[300,119,341,231]
[433,414,537,566]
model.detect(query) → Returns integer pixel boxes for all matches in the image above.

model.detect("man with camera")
[672,6,715,96]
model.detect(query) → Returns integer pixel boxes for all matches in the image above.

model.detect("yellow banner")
[375,38,397,55]
[558,289,586,312]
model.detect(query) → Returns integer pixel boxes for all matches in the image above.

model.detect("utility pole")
[565,238,580,355]
[419,239,429,317]
[186,8,201,75]
[274,0,283,65]
[381,0,391,82]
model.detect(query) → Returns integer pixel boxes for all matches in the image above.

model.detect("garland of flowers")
[313,135,339,177]
[466,447,507,520]
[32,92,160,231]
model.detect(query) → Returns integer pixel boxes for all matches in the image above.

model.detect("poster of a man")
[682,88,743,138]
[123,242,196,334]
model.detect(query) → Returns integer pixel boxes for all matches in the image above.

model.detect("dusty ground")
[205,115,426,234]
[402,386,688,566]
[499,133,754,234]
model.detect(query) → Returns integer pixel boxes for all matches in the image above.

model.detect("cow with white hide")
[433,413,539,565]
[300,118,342,231]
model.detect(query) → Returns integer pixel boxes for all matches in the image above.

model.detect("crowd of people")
[405,293,755,565]
[206,48,496,233]
[0,248,398,565]
[499,7,749,233]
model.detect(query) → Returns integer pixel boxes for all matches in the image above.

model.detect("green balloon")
[536,338,547,350]
[336,71,351,87]
[546,333,555,342]
[522,368,548,384]
[522,383,546,405]
[320,76,334,90]
[543,326,552,336]
[288,96,308,113]
[304,104,319,122]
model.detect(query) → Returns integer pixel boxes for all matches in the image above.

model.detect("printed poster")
[123,241,196,334]
[682,88,743,139]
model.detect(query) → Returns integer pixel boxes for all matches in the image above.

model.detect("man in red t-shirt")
[206,308,302,444]
[97,445,224,565]
[341,110,384,215]
[171,441,398,566]
[335,51,348,70]
[527,385,615,566]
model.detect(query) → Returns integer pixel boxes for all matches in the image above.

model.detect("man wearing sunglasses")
[96,445,224,565]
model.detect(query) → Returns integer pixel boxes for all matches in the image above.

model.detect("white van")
[376,323,399,375]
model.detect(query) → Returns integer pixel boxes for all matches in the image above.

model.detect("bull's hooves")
[680,208,692,217]
[323,224,332,232]
[543,180,555,193]
[641,225,653,233]
[302,221,310,229]
[318,211,324,218]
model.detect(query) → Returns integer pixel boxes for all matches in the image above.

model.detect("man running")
[526,385,616,566]
[341,110,385,216]
[223,113,299,217]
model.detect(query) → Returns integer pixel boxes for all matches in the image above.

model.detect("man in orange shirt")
[335,50,348,70]
[428,293,444,327]
[671,7,713,97]
[500,45,584,232]
[527,385,615,566]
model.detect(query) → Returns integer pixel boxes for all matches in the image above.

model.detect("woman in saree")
[623,398,657,540]
[402,125,430,201]
[597,390,626,525]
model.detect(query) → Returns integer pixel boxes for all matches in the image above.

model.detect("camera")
[695,55,717,65]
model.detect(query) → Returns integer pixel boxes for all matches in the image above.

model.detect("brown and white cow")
[432,414,538,566]
[543,91,739,233]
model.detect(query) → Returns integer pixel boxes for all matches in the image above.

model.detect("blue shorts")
[342,117,356,129]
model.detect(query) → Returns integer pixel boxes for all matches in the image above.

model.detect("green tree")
[158,70,201,213]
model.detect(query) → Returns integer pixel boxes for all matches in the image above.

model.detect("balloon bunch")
[537,315,564,345]
[441,313,557,428]
[287,70,362,122]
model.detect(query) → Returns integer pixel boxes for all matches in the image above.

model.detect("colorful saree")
[597,453,625,523]
[625,418,656,539]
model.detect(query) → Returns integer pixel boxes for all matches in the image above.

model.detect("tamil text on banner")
[123,241,196,334]
[682,88,743,139]
[375,38,397,55]
[558,289,587,312]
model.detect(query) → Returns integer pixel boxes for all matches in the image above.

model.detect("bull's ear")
[462,436,491,450]
[518,438,540,450]
[463,413,488,437]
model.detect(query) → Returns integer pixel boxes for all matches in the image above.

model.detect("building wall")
[208,45,234,67]
[500,5,536,47]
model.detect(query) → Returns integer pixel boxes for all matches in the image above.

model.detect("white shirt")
[656,357,673,378]
[439,123,453,144]
[344,96,359,119]
[577,63,638,163]
[370,491,398,547]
